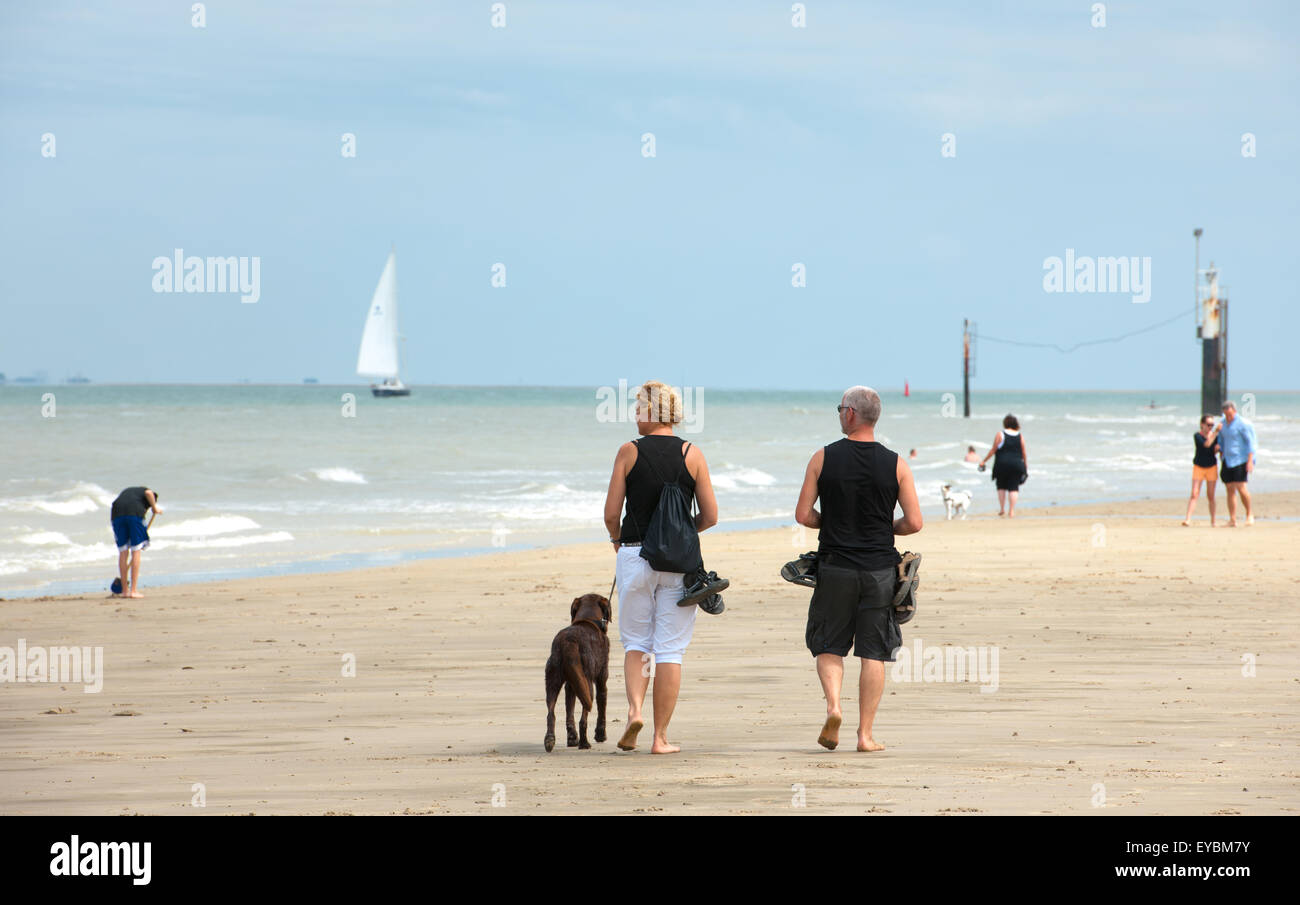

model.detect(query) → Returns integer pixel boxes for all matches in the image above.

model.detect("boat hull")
[371,384,411,397]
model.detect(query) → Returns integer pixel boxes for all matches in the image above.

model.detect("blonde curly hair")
[636,380,683,425]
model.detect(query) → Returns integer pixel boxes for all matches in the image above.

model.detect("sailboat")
[356,248,411,397]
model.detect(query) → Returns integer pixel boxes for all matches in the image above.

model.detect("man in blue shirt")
[1218,401,1257,527]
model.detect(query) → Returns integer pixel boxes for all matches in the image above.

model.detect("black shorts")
[1221,463,1249,484]
[805,563,901,661]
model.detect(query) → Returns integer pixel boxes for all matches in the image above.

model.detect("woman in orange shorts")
[1183,414,1222,526]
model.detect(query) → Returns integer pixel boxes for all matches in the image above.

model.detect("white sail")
[356,251,400,378]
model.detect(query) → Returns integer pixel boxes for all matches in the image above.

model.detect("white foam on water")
[711,466,777,491]
[0,481,117,516]
[152,531,295,551]
[17,532,72,546]
[69,482,117,508]
[493,481,574,497]
[311,467,367,484]
[1065,412,1179,425]
[1080,454,1181,473]
[2,541,119,574]
[34,497,100,516]
[909,460,957,471]
[150,515,261,537]
[490,488,606,522]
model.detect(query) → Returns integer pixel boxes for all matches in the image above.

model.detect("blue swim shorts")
[111,516,150,552]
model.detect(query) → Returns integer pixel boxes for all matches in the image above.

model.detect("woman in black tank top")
[602,381,719,754]
[617,435,697,542]
[978,414,1028,517]
[1183,413,1222,526]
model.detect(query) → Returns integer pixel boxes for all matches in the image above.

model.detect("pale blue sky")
[1,0,1296,389]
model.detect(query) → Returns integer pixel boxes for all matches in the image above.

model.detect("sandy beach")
[2,492,1297,816]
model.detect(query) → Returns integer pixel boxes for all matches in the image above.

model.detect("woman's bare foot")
[818,712,842,750]
[617,718,644,751]
[1181,520,1191,526]
[857,736,885,752]
[127,591,144,598]
[650,737,680,754]
[997,511,1005,517]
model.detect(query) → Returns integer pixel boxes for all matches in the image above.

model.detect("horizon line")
[1,382,1295,394]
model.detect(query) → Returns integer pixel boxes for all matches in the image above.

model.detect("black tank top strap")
[635,437,690,483]
[619,436,697,544]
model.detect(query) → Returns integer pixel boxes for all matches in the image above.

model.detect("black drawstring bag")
[631,439,702,574]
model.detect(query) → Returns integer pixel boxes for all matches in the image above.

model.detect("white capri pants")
[615,545,696,665]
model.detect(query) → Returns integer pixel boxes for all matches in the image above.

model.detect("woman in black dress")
[978,414,1028,517]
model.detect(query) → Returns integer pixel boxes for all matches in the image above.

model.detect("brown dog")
[544,594,611,752]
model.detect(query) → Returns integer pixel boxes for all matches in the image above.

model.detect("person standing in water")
[978,415,1027,517]
[1182,415,1222,526]
[110,486,161,598]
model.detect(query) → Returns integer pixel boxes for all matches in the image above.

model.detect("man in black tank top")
[795,386,922,752]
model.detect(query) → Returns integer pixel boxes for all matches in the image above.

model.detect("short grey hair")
[1221,400,1236,411]
[842,386,881,425]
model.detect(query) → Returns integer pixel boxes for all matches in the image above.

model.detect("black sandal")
[679,566,730,609]
[780,551,819,587]
[892,552,921,624]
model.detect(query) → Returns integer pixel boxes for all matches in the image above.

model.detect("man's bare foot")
[857,736,885,752]
[650,738,680,754]
[617,719,643,751]
[1181,520,1191,526]
[1229,519,1239,527]
[997,511,1005,517]
[818,713,842,750]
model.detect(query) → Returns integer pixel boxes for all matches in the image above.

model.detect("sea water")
[2,384,1296,596]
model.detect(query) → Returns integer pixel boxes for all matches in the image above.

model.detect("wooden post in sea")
[1194,236,1228,417]
[962,319,971,417]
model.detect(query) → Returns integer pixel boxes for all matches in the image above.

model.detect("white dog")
[941,483,971,520]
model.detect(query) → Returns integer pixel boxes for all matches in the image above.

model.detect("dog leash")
[608,575,616,600]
